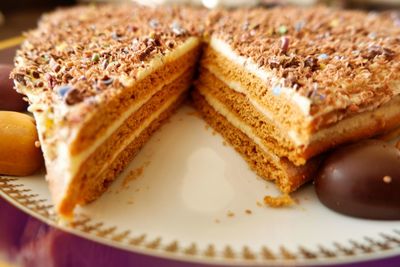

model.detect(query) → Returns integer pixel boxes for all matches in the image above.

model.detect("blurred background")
[2,0,400,12]
[1,0,400,39]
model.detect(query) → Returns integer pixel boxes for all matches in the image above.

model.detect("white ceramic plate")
[1,103,399,266]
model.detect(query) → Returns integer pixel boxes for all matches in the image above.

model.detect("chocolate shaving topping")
[280,36,290,54]
[138,45,155,61]
[268,57,280,69]
[166,40,175,49]
[45,73,57,89]
[11,4,400,127]
[101,59,109,70]
[383,47,396,60]
[304,56,318,71]
[31,71,40,79]
[57,85,72,97]
[111,31,123,41]
[100,75,114,85]
[210,6,400,118]
[64,87,84,105]
[362,45,396,60]
[11,3,204,124]
[13,73,26,85]
[284,72,298,87]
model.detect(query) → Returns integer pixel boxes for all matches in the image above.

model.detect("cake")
[193,6,400,193]
[12,4,203,218]
[11,3,400,218]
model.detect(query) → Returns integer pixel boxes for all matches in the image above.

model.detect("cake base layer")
[192,89,321,193]
[49,68,194,217]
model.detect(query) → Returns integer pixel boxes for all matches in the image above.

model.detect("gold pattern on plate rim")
[1,176,400,265]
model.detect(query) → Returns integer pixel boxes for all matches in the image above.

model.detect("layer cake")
[11,4,400,217]
[194,6,400,193]
[12,4,203,218]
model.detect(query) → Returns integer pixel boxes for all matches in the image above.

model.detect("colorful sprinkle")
[111,32,123,41]
[318,53,329,60]
[101,76,114,85]
[242,21,250,31]
[278,25,288,35]
[295,21,305,32]
[57,85,72,98]
[272,85,281,96]
[330,19,340,28]
[149,19,159,29]
[171,21,186,36]
[91,53,100,63]
[368,32,377,39]
[280,36,290,54]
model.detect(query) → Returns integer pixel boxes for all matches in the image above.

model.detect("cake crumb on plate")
[264,194,295,208]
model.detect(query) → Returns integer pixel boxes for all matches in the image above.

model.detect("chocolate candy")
[0,64,28,111]
[315,140,400,220]
[0,111,43,176]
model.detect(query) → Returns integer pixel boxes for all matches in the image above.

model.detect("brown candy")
[315,140,400,220]
[0,64,28,111]
[0,112,43,176]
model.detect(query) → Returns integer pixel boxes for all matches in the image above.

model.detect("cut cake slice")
[194,6,400,193]
[12,4,203,218]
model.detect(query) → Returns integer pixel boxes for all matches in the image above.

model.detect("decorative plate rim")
[1,176,400,266]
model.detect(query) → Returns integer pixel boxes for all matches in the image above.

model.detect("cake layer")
[192,90,321,193]
[208,7,400,131]
[198,67,400,165]
[49,68,194,217]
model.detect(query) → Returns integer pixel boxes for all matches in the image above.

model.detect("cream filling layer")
[209,37,311,115]
[197,86,280,163]
[55,72,188,183]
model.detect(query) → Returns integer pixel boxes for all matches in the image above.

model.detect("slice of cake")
[12,4,203,218]
[194,6,400,193]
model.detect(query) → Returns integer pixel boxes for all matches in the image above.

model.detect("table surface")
[1,7,400,267]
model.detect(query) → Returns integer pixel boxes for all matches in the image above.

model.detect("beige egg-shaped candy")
[0,112,43,176]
